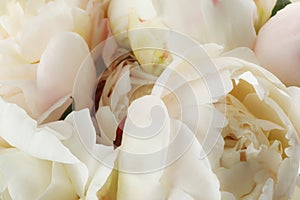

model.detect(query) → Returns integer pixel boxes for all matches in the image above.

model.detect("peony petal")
[0,149,52,200]
[37,162,78,200]
[0,64,37,81]
[19,1,74,62]
[71,7,91,44]
[161,119,221,200]
[0,98,79,163]
[216,161,260,199]
[0,39,27,67]
[254,0,277,31]
[292,177,300,199]
[274,158,299,199]
[258,178,274,200]
[96,106,118,146]
[37,32,91,111]
[37,95,72,124]
[153,0,257,50]
[254,3,300,86]
[221,192,236,200]
[64,109,117,196]
[117,95,170,199]
[86,165,114,199]
[108,0,157,47]
[167,188,194,200]
[0,80,43,118]
[288,87,300,139]
[127,9,170,75]
[86,0,111,49]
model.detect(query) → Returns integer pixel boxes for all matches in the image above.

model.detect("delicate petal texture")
[255,3,300,86]
[0,98,116,199]
[37,163,78,200]
[0,150,54,200]
[117,95,169,199]
[0,0,110,120]
[208,46,300,199]
[0,98,78,163]
[19,1,74,62]
[153,0,257,50]
[161,120,221,200]
[37,32,90,110]
[64,109,117,198]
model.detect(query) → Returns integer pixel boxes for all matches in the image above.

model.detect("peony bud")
[255,2,300,86]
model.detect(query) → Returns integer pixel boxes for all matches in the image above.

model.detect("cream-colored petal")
[153,0,256,50]
[108,0,157,47]
[117,95,170,200]
[37,95,72,124]
[96,106,118,146]
[0,98,79,163]
[161,119,221,200]
[167,188,194,200]
[274,158,299,199]
[254,0,277,30]
[37,162,78,200]
[37,32,90,111]
[19,1,74,62]
[0,149,52,200]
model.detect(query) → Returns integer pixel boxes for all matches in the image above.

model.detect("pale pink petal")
[37,32,91,111]
[20,1,74,62]
[254,3,300,86]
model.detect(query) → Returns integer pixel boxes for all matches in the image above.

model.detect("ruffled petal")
[37,32,91,111]
[0,98,79,163]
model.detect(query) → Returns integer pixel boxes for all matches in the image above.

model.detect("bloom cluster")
[0,0,300,199]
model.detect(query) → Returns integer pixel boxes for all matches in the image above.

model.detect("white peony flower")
[0,0,110,121]
[0,97,117,199]
[72,24,300,199]
[209,44,300,199]
[72,35,228,199]
[254,2,300,87]
[0,97,83,199]
[138,41,300,199]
